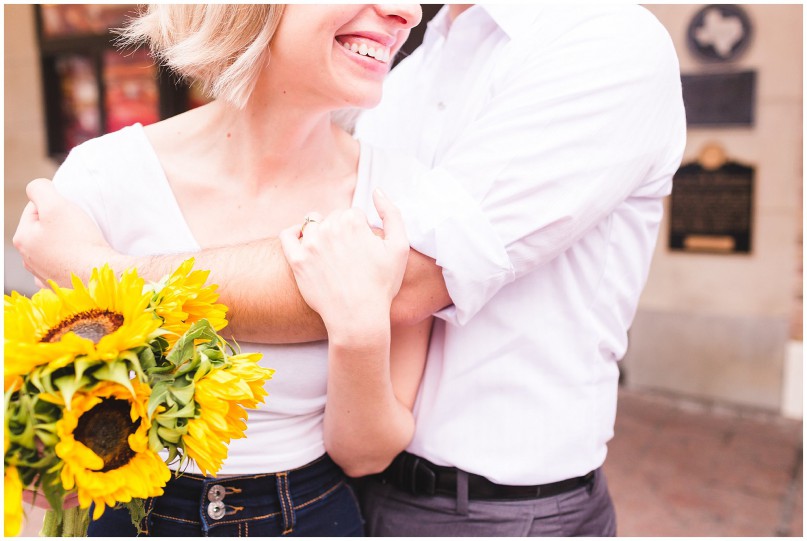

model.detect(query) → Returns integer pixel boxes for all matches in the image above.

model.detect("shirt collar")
[424,4,544,42]
[481,4,544,40]
[422,5,451,46]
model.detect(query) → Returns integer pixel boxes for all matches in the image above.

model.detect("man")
[14,4,685,536]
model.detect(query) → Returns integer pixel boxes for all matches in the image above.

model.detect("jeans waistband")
[146,454,347,532]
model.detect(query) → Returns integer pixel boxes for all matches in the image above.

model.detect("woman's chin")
[343,89,383,110]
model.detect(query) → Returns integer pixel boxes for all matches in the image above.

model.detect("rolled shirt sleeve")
[378,7,686,325]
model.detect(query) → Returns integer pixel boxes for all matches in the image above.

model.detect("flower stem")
[41,507,89,537]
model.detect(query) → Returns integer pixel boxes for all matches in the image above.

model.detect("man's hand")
[13,179,118,286]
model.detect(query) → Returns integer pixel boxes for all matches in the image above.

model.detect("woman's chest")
[171,175,357,248]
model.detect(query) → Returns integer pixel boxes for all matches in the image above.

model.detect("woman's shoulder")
[64,123,153,170]
[54,123,164,208]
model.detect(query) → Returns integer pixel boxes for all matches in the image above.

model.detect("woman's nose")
[375,4,423,29]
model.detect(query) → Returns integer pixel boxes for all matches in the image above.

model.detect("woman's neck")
[448,4,472,23]
[205,97,355,184]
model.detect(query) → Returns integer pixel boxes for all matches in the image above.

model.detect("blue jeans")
[87,455,364,537]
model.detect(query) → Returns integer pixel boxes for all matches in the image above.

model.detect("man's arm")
[357,7,687,326]
[13,179,450,343]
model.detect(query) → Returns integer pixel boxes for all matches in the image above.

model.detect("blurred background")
[4,3,803,537]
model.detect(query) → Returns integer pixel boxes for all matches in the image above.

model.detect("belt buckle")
[409,457,437,496]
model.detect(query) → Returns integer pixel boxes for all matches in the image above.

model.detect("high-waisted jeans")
[87,455,364,537]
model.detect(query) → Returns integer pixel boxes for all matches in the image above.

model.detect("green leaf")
[72,356,95,383]
[157,426,183,444]
[92,362,135,396]
[168,383,195,405]
[167,320,219,367]
[120,350,146,382]
[164,444,181,465]
[124,498,148,535]
[29,368,55,395]
[34,422,60,447]
[138,345,158,373]
[148,425,163,453]
[10,419,36,449]
[147,384,171,418]
[53,375,91,410]
[155,415,177,429]
[156,399,196,420]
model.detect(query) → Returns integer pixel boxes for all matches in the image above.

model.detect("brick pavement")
[606,388,803,537]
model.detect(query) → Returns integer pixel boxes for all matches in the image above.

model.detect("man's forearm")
[109,239,448,343]
[109,238,328,343]
[194,241,450,339]
[198,238,328,343]
[391,249,452,326]
[182,240,449,339]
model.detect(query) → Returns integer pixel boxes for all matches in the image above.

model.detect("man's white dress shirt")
[357,5,686,485]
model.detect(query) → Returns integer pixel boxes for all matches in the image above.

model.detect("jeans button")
[208,484,226,502]
[208,501,226,520]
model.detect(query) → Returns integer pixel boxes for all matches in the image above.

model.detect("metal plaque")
[681,70,756,127]
[669,161,754,254]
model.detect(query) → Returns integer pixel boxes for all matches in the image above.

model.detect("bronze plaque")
[669,161,753,253]
[681,71,756,126]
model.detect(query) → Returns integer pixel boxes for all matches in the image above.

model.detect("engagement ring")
[299,216,318,238]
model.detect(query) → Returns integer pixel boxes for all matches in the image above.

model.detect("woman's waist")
[165,410,326,475]
[157,454,348,523]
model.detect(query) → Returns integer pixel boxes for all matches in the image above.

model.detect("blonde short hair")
[118,4,285,108]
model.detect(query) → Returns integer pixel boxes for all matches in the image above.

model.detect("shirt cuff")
[395,169,515,325]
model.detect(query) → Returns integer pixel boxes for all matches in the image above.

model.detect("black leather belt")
[374,451,595,501]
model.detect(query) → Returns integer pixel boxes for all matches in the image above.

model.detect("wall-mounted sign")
[687,4,753,63]
[681,70,756,127]
[669,148,754,254]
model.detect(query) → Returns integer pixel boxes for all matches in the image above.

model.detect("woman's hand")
[22,488,79,510]
[279,188,410,340]
[281,189,424,476]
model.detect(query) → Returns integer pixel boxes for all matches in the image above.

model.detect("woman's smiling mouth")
[335,36,392,63]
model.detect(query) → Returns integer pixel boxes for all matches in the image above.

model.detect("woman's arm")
[323,316,431,477]
[279,189,426,476]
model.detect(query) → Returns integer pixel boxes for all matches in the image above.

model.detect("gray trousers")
[359,468,616,537]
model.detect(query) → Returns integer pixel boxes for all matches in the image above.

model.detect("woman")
[44,4,428,536]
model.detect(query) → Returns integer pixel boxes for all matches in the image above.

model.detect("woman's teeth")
[341,41,390,63]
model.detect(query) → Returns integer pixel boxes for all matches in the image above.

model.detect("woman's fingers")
[279,224,304,263]
[373,188,409,259]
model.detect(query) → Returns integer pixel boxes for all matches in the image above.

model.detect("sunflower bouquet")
[3,259,274,536]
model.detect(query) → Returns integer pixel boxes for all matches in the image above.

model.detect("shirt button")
[437,101,446,111]
[207,501,226,520]
[207,484,226,502]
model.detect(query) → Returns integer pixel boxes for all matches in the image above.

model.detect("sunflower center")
[73,398,140,472]
[40,309,124,344]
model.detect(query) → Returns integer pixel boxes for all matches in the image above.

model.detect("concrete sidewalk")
[605,388,803,537]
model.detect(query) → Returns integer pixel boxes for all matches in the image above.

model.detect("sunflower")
[4,266,162,382]
[55,381,171,520]
[182,353,273,476]
[150,258,228,347]
[4,464,23,536]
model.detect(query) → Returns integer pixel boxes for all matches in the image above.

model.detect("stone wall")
[623,5,803,415]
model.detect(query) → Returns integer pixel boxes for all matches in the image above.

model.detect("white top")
[52,123,425,475]
[356,5,687,484]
